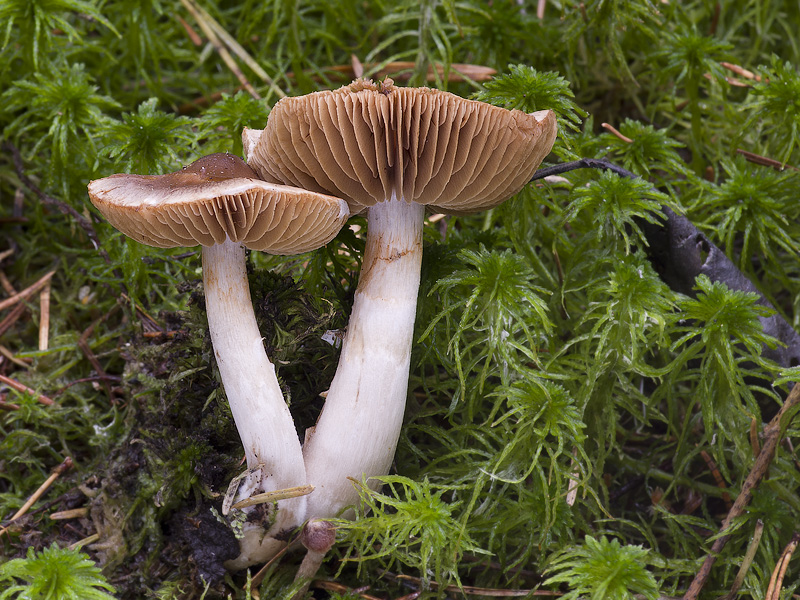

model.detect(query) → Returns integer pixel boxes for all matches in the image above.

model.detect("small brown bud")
[300,519,336,554]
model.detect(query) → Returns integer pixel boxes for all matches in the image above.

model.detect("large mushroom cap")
[88,153,350,254]
[246,79,557,215]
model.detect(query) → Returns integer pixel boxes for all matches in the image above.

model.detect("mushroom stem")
[202,240,308,567]
[302,198,424,518]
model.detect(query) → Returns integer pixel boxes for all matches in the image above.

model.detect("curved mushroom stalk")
[302,199,423,518]
[203,240,308,568]
[247,80,558,536]
[87,153,350,570]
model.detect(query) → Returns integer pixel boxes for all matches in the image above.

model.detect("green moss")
[2,0,800,597]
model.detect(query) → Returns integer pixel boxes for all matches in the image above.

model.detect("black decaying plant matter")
[532,158,800,368]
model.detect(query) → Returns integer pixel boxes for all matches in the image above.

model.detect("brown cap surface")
[88,153,349,254]
[246,79,557,214]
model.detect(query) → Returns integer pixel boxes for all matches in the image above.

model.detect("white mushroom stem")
[302,198,424,519]
[202,239,308,568]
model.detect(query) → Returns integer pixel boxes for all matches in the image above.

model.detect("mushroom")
[244,80,558,524]
[87,153,350,568]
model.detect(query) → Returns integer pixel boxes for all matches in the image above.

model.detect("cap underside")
[88,171,349,254]
[247,80,557,214]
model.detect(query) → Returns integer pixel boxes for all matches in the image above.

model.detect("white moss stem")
[302,199,424,518]
[202,240,308,568]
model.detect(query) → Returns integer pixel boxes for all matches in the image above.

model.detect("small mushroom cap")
[246,79,557,215]
[88,153,350,255]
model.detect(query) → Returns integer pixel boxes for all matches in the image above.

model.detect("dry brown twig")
[537,0,547,20]
[69,532,100,551]
[720,61,763,82]
[0,373,54,406]
[4,142,107,261]
[178,0,260,99]
[0,457,73,537]
[750,417,761,456]
[699,449,732,509]
[179,0,287,101]
[120,292,164,333]
[39,282,50,351]
[176,14,203,46]
[50,507,90,520]
[765,532,800,600]
[391,573,562,597]
[682,382,800,599]
[0,345,31,369]
[703,71,751,87]
[311,581,384,600]
[0,400,21,411]
[0,269,55,312]
[601,122,633,143]
[311,579,390,600]
[721,519,764,600]
[0,301,28,339]
[736,149,799,172]
[289,61,497,84]
[0,270,16,295]
[249,536,296,589]
[77,305,121,402]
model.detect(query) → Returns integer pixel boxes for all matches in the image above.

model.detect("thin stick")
[0,457,73,536]
[5,143,108,262]
[231,484,314,510]
[0,398,21,411]
[0,271,16,295]
[699,449,732,508]
[0,373,54,405]
[77,306,120,401]
[0,269,56,312]
[50,507,89,520]
[0,248,14,264]
[566,447,580,506]
[720,62,758,81]
[120,293,164,333]
[69,532,100,551]
[537,0,547,20]
[749,418,761,457]
[39,282,50,351]
[311,581,383,600]
[0,345,31,369]
[0,301,27,338]
[289,61,496,84]
[682,383,800,599]
[176,14,203,46]
[392,573,561,596]
[250,540,293,589]
[189,0,286,100]
[720,519,764,600]
[56,375,122,395]
[179,0,260,99]
[736,149,799,172]
[601,122,633,143]
[765,532,800,600]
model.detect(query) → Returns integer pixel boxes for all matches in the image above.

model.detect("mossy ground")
[2,1,800,599]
